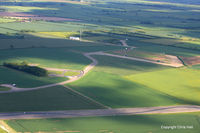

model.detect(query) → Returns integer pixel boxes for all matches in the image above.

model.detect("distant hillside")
[0,0,16,1]
[145,0,200,5]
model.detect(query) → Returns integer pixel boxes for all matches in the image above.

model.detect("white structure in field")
[69,36,80,41]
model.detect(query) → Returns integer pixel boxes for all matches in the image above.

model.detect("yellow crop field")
[0,18,16,23]
[179,37,200,45]
[1,6,57,12]
[38,32,79,38]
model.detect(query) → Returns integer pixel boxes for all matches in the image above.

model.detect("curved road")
[0,51,183,93]
[0,52,98,93]
[0,105,200,120]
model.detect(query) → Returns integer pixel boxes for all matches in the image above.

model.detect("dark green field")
[93,55,168,75]
[69,71,184,108]
[0,86,10,91]
[5,113,200,133]
[0,66,66,88]
[0,48,91,69]
[68,55,200,108]
[0,86,102,112]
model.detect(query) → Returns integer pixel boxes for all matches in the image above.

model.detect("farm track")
[91,51,184,67]
[120,40,129,47]
[0,51,183,93]
[44,67,82,77]
[0,105,200,120]
[0,52,97,93]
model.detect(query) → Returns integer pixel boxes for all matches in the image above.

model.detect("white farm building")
[69,37,80,41]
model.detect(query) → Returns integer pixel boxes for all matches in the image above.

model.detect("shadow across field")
[0,86,103,112]
[0,47,91,69]
[68,71,188,108]
[93,55,169,76]
[0,66,67,88]
[0,37,121,71]
[0,33,100,49]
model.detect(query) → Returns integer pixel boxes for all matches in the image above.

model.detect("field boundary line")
[177,56,187,66]
[64,85,110,109]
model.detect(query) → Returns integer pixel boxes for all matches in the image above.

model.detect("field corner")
[0,120,17,133]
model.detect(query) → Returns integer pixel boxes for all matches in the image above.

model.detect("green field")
[0,86,10,91]
[0,18,16,23]
[68,55,200,108]
[0,21,91,33]
[191,64,200,70]
[69,71,184,108]
[0,66,66,88]
[68,55,186,108]
[0,86,102,112]
[107,49,166,61]
[0,128,6,133]
[1,6,57,12]
[0,48,90,70]
[64,71,80,76]
[0,36,97,49]
[93,55,168,76]
[126,68,200,106]
[127,40,200,57]
[5,113,200,133]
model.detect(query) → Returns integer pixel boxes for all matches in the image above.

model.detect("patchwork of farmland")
[0,0,200,132]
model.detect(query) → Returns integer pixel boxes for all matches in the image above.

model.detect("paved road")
[0,105,199,120]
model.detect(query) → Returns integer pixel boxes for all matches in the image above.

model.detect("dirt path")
[44,67,82,78]
[0,52,98,93]
[120,40,137,48]
[120,40,128,47]
[0,51,183,93]
[91,51,184,67]
[43,67,80,72]
[0,105,199,120]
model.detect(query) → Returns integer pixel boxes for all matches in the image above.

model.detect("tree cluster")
[3,62,47,77]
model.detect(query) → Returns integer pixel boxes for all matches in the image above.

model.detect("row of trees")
[0,33,24,39]
[3,61,47,77]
